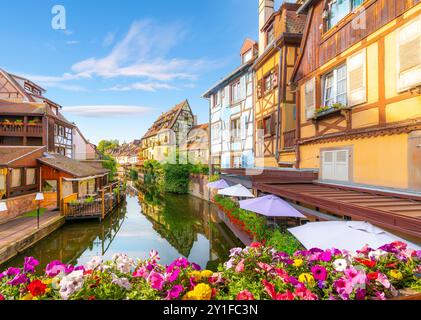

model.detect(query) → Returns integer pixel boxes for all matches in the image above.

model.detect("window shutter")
[270,113,276,136]
[398,17,421,92]
[240,76,247,100]
[347,49,366,106]
[241,115,247,140]
[257,78,263,98]
[273,67,279,88]
[304,78,316,120]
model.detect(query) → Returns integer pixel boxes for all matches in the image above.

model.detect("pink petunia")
[235,259,245,273]
[148,271,165,291]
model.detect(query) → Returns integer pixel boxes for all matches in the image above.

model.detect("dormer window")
[266,25,274,48]
[327,0,364,30]
[242,49,253,64]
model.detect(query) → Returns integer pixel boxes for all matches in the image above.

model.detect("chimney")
[258,0,275,56]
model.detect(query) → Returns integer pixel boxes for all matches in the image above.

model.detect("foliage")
[213,195,302,255]
[208,174,220,183]
[97,139,119,154]
[101,154,118,182]
[0,242,419,300]
[84,197,94,204]
[129,168,139,181]
[189,163,209,175]
[161,164,191,194]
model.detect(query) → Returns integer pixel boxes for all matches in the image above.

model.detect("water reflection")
[2,188,242,272]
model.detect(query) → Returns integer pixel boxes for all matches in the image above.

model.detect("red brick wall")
[0,193,38,224]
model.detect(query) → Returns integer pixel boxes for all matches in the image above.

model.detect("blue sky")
[0,0,284,144]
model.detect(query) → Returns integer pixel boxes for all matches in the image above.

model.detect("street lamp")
[35,193,44,229]
[0,202,7,212]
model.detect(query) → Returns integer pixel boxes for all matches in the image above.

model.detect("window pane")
[329,0,351,28]
[352,0,363,9]
[11,169,21,188]
[26,168,36,185]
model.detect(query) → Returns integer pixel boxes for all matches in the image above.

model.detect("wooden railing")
[26,124,43,136]
[0,123,43,137]
[283,130,296,149]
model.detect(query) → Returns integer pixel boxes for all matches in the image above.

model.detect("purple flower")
[0,272,4,280]
[288,276,299,286]
[166,285,184,300]
[356,289,366,300]
[5,268,20,277]
[311,265,328,281]
[7,274,29,286]
[309,248,324,254]
[23,257,39,274]
[165,269,180,283]
[318,280,326,289]
[45,261,68,277]
[191,263,201,271]
[319,251,332,262]
[148,271,165,291]
[170,258,189,269]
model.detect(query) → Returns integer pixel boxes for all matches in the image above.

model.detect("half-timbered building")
[203,39,257,169]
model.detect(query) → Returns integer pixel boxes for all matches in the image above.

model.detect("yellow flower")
[298,273,315,287]
[182,283,212,300]
[42,279,52,285]
[200,270,214,279]
[21,293,34,301]
[293,259,304,268]
[389,270,403,280]
[188,271,202,281]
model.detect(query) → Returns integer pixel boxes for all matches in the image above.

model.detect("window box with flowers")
[313,103,349,120]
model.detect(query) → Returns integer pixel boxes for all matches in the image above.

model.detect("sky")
[0,0,285,144]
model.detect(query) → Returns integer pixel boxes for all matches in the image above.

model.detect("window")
[304,78,316,119]
[327,0,363,30]
[242,49,253,64]
[347,49,366,106]
[231,81,241,103]
[212,91,221,108]
[25,168,36,185]
[11,169,22,188]
[398,17,421,92]
[321,149,350,182]
[266,25,274,47]
[263,116,272,136]
[231,118,241,139]
[212,123,221,141]
[264,72,274,94]
[322,64,347,108]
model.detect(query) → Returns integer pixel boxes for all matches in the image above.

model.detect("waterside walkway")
[0,211,65,265]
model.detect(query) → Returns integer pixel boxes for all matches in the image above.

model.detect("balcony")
[0,122,43,137]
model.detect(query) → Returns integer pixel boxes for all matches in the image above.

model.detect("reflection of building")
[180,123,209,165]
[140,100,195,164]
[0,69,74,157]
[203,40,257,169]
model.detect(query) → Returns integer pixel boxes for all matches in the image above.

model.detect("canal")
[1,190,243,273]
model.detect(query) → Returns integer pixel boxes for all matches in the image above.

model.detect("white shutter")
[322,151,335,180]
[347,49,366,106]
[240,76,247,100]
[398,17,421,92]
[241,115,247,140]
[305,78,316,120]
[322,149,349,182]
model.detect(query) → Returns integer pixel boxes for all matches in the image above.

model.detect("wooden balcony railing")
[0,123,43,137]
[283,130,296,149]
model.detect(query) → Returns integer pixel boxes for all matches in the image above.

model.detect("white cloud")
[62,105,151,118]
[66,40,80,45]
[108,82,176,92]
[103,32,116,47]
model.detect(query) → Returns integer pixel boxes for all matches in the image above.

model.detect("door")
[321,149,350,182]
[409,131,421,190]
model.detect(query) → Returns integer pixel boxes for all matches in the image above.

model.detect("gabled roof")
[142,100,191,139]
[38,153,109,178]
[0,146,46,167]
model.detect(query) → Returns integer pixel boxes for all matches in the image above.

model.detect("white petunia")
[333,259,348,272]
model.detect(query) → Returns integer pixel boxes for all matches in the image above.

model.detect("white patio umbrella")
[288,221,421,252]
[218,184,255,198]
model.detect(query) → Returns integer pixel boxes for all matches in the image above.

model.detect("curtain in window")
[11,169,21,188]
[26,168,36,185]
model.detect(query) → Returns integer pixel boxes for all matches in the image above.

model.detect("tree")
[98,139,119,154]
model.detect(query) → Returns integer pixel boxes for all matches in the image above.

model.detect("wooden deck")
[255,183,421,239]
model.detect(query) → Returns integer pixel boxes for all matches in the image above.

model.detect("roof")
[109,140,142,157]
[38,153,109,178]
[0,146,45,166]
[202,59,255,98]
[142,100,191,139]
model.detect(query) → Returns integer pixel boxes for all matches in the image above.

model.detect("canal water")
[1,190,243,273]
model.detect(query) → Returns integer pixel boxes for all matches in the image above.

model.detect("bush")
[162,164,191,194]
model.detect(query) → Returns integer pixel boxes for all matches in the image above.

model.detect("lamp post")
[35,193,44,229]
[0,202,8,212]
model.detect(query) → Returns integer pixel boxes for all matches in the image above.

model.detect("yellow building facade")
[293,1,421,192]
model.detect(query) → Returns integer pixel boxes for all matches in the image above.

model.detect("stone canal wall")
[188,174,218,201]
[0,193,38,224]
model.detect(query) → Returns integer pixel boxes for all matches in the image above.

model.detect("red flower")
[27,280,47,297]
[236,289,255,300]
[84,270,93,276]
[211,288,218,299]
[367,272,379,281]
[88,296,96,300]
[0,294,4,301]
[355,258,376,268]
[386,263,398,268]
[250,242,261,248]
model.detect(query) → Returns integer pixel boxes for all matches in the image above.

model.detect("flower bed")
[213,195,302,254]
[1,242,420,300]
